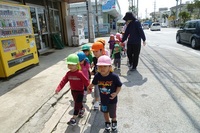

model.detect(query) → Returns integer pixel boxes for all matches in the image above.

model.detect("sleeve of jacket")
[80,71,89,87]
[137,21,146,42]
[122,23,130,42]
[92,57,97,74]
[56,73,69,92]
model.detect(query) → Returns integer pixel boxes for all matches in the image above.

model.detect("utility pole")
[95,0,99,37]
[134,0,135,14]
[176,0,178,20]
[154,0,156,22]
[131,0,133,12]
[137,0,138,18]
[86,0,95,43]
[145,8,147,19]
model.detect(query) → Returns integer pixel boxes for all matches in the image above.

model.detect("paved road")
[1,28,200,133]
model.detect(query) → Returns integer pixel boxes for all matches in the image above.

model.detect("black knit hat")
[123,12,136,21]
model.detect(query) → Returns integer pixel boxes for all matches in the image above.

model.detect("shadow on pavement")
[121,70,148,87]
[0,47,80,96]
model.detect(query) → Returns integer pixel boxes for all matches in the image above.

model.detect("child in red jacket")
[55,54,89,126]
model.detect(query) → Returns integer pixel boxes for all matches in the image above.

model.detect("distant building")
[69,0,122,37]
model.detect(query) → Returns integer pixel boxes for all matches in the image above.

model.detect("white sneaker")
[84,90,87,95]
[94,101,99,110]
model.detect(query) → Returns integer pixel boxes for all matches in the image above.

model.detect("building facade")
[69,0,122,37]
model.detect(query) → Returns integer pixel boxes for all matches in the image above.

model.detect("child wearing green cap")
[55,54,89,126]
[81,44,93,66]
[112,44,122,69]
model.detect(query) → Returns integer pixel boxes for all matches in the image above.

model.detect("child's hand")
[55,90,59,94]
[87,87,92,94]
[143,41,146,46]
[88,88,92,94]
[110,92,117,99]
[90,72,94,75]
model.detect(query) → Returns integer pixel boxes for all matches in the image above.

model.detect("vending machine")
[0,2,39,78]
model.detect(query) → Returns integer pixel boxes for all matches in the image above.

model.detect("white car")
[142,23,149,29]
[150,23,161,31]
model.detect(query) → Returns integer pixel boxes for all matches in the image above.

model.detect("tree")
[194,0,200,18]
[129,6,137,15]
[162,14,169,23]
[178,11,190,23]
[187,3,195,17]
[170,11,176,27]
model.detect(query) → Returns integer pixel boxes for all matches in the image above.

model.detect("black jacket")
[122,20,146,44]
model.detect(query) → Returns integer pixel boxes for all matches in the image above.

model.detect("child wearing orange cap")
[90,41,105,110]
[96,38,110,57]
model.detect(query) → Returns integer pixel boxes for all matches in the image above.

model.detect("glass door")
[30,6,49,52]
[37,7,49,50]
[30,7,40,49]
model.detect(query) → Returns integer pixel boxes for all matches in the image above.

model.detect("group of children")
[55,36,123,132]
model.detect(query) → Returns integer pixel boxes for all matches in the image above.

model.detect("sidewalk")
[0,37,111,133]
[0,46,84,133]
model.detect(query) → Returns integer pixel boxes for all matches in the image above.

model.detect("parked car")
[176,19,200,49]
[150,22,161,31]
[142,23,149,29]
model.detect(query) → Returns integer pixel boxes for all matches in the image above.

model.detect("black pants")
[71,90,84,116]
[127,43,141,69]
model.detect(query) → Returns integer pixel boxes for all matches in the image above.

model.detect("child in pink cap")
[87,55,122,132]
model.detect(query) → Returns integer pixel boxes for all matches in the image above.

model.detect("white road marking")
[159,45,185,51]
[148,44,200,57]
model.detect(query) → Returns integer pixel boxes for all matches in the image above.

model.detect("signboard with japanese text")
[102,0,115,11]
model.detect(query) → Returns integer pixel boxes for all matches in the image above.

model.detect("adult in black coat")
[121,12,146,71]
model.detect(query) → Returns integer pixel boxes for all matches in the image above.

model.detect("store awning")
[63,0,85,3]
[103,8,119,18]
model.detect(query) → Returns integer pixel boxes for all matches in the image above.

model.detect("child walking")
[55,54,89,126]
[90,42,105,110]
[87,55,122,132]
[77,51,91,103]
[108,34,115,57]
[81,44,93,65]
[97,38,110,57]
[112,44,122,70]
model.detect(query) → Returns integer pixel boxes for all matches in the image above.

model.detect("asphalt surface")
[1,29,200,133]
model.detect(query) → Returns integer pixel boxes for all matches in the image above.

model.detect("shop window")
[54,11,60,32]
[42,34,49,48]
[49,10,55,32]
[35,35,41,49]
[52,2,59,9]
[48,1,58,9]
[37,8,47,33]
[49,10,60,32]
[30,7,38,34]
[25,0,44,6]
